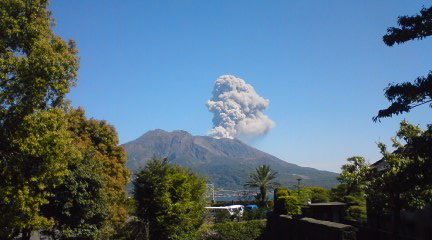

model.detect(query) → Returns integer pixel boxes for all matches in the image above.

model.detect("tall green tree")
[338,156,370,195]
[339,122,431,230]
[0,108,78,239]
[334,156,370,222]
[0,0,79,237]
[66,108,131,237]
[133,157,208,240]
[41,149,109,239]
[366,142,416,239]
[0,1,130,239]
[244,165,279,207]
[369,122,432,213]
[40,108,130,239]
[374,6,432,121]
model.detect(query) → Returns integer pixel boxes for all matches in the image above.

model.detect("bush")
[274,195,302,216]
[242,208,269,220]
[308,187,330,203]
[345,205,367,222]
[274,188,291,199]
[213,210,232,223]
[197,220,266,240]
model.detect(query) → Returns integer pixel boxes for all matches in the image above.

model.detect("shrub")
[308,187,330,203]
[213,209,232,223]
[345,205,367,222]
[274,195,302,216]
[197,220,266,240]
[242,208,269,220]
[274,188,291,200]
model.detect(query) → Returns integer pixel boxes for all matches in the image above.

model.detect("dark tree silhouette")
[374,6,432,121]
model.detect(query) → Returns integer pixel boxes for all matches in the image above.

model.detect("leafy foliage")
[333,156,369,222]
[338,121,432,224]
[0,0,79,237]
[244,165,279,207]
[273,188,302,216]
[37,108,130,239]
[0,108,77,237]
[275,196,301,216]
[41,150,109,239]
[66,108,130,235]
[242,208,269,221]
[338,156,370,195]
[0,0,79,122]
[394,121,432,205]
[375,6,432,121]
[133,157,208,240]
[368,122,432,214]
[383,6,432,46]
[197,220,266,240]
[0,1,129,239]
[307,187,330,203]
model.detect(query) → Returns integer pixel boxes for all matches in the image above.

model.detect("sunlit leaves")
[133,157,207,240]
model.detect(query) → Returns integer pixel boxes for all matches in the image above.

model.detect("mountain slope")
[123,129,339,189]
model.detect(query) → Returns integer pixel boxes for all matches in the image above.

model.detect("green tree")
[66,108,131,237]
[133,157,208,240]
[330,184,366,222]
[367,143,413,238]
[0,0,79,238]
[338,156,370,195]
[392,121,432,206]
[374,6,432,121]
[0,1,130,239]
[333,156,370,222]
[41,149,109,239]
[38,108,130,239]
[273,188,301,216]
[0,108,78,239]
[366,122,432,238]
[307,187,330,203]
[244,165,279,207]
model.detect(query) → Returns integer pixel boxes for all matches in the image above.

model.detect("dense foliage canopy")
[0,1,130,239]
[375,6,432,121]
[133,157,208,240]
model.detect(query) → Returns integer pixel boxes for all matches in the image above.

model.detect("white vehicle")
[205,205,244,220]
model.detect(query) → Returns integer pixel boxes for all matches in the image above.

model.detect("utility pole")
[296,177,302,195]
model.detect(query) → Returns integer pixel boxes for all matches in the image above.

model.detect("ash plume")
[206,75,275,140]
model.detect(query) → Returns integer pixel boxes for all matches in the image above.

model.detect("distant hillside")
[123,129,339,189]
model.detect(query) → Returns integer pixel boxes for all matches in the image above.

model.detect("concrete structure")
[302,202,347,223]
[265,214,357,240]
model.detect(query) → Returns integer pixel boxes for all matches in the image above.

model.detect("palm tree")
[244,165,279,207]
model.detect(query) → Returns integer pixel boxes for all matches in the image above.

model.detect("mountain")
[123,129,339,189]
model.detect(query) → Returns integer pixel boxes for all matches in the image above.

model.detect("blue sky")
[50,0,430,172]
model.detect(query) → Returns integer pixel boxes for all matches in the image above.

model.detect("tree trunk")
[260,186,266,207]
[391,196,401,240]
[22,229,31,240]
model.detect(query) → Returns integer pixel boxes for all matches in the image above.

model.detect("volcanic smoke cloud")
[207,75,275,140]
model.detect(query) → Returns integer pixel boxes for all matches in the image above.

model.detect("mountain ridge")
[123,129,339,189]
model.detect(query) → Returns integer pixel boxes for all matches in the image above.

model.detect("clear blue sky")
[50,0,431,172]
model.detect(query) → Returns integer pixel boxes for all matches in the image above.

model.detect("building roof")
[307,202,347,206]
[371,158,387,171]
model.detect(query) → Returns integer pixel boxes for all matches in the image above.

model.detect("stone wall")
[265,214,357,240]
